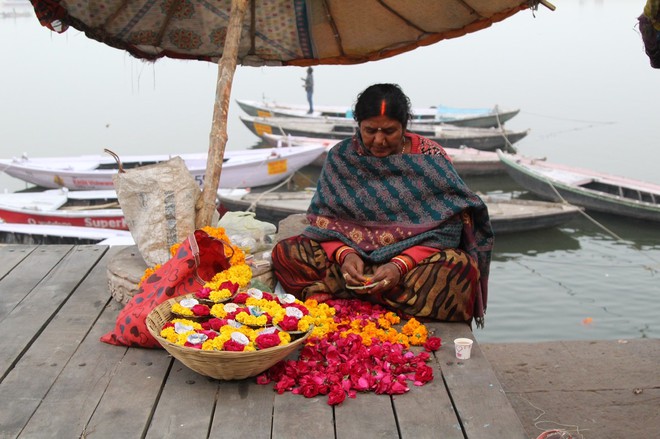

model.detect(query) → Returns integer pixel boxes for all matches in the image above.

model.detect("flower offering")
[256,299,443,406]
[150,225,443,405]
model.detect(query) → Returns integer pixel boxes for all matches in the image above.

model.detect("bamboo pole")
[197,0,249,227]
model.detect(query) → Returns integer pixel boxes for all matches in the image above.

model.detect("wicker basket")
[146,296,311,380]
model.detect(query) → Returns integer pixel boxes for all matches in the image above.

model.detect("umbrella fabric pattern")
[29,0,547,66]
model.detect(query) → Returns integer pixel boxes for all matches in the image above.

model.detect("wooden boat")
[236,99,520,128]
[0,223,134,245]
[0,188,250,231]
[0,189,126,230]
[261,133,505,176]
[240,115,527,152]
[0,145,326,190]
[218,191,583,234]
[497,151,660,222]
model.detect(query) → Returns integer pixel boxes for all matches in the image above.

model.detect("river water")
[1,0,658,342]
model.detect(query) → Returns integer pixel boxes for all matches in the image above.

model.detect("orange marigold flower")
[402,318,422,336]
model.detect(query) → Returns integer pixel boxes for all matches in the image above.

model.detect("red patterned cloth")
[100,230,230,348]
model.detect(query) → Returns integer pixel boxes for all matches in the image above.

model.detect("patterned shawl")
[304,134,494,323]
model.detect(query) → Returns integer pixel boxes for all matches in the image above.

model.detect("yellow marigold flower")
[171,302,194,316]
[210,303,227,318]
[209,289,233,302]
[278,331,292,345]
[235,311,268,327]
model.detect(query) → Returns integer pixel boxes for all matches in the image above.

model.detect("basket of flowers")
[146,289,313,380]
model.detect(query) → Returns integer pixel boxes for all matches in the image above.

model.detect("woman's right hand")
[341,253,366,286]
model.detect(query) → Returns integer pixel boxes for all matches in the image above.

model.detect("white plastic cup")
[454,338,474,360]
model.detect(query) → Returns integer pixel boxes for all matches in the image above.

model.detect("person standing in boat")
[271,83,494,327]
[302,67,314,114]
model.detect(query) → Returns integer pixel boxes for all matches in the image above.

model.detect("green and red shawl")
[304,134,494,315]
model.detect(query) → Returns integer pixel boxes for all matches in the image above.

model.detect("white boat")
[498,150,660,222]
[261,133,505,176]
[236,99,520,128]
[218,191,583,234]
[0,223,135,246]
[240,115,527,152]
[0,145,326,191]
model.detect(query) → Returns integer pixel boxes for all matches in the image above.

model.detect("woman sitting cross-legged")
[271,83,494,327]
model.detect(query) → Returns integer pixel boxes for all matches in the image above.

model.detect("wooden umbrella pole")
[197,0,249,227]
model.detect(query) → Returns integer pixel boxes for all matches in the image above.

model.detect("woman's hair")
[353,83,412,129]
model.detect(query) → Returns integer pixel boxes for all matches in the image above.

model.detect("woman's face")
[359,115,404,157]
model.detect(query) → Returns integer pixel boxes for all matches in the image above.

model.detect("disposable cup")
[454,338,474,360]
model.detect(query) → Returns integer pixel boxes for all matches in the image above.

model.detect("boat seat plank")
[431,322,528,439]
[0,245,36,279]
[9,249,127,437]
[0,246,105,379]
[145,362,219,439]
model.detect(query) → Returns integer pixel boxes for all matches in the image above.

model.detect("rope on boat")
[494,109,518,154]
[104,149,125,173]
[244,173,296,213]
[541,177,660,268]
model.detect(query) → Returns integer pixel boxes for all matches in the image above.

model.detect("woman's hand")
[340,253,366,286]
[369,262,401,293]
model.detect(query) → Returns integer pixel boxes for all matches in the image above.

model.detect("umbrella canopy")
[30,0,552,66]
[28,0,554,226]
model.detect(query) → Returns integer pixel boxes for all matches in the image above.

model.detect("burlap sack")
[113,156,212,267]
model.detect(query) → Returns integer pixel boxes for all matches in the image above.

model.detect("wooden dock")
[0,244,528,438]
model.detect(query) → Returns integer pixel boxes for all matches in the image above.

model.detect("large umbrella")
[29,0,555,226]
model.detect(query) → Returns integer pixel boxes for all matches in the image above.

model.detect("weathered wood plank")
[431,322,528,439]
[393,349,464,438]
[0,246,106,380]
[0,245,69,323]
[210,379,275,438]
[272,392,335,439]
[1,246,115,437]
[84,345,172,437]
[335,393,399,438]
[145,362,219,439]
[0,245,36,279]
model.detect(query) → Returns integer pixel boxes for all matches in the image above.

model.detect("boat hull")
[241,116,527,152]
[236,99,520,128]
[498,151,660,223]
[262,133,505,176]
[0,223,133,245]
[219,192,582,234]
[0,145,325,190]
[0,208,127,230]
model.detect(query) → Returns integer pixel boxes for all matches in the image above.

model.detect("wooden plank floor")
[0,244,528,439]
